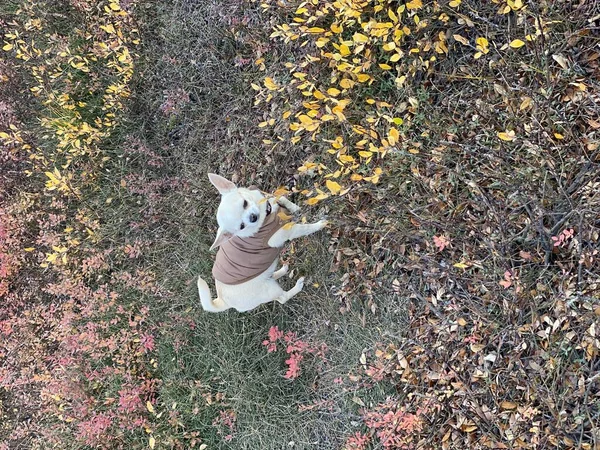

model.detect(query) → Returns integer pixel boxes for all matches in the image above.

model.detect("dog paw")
[295,277,305,291]
[316,219,328,230]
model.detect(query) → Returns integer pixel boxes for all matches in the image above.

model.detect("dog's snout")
[249,214,258,223]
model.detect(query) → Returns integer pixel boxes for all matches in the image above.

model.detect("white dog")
[197,173,327,312]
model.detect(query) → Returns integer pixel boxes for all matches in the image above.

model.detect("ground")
[0,0,599,449]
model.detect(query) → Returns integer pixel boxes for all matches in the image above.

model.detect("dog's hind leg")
[275,277,305,304]
[197,277,230,312]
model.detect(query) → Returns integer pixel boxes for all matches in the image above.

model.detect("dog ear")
[208,173,237,195]
[210,227,234,250]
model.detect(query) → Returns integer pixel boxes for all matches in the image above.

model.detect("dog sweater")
[212,206,290,285]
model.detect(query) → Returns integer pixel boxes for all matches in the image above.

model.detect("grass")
[1,0,599,448]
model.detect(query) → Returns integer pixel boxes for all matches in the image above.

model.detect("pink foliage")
[76,413,114,446]
[263,326,327,379]
[552,228,574,248]
[433,234,450,252]
[140,333,155,353]
[212,409,237,442]
[344,431,371,450]
[118,385,143,413]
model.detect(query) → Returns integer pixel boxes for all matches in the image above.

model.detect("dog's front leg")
[268,220,327,248]
[276,196,300,214]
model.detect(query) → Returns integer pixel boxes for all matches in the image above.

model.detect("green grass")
[89,1,408,448]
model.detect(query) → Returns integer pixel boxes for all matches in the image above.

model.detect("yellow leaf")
[350,174,363,181]
[449,0,461,6]
[357,74,370,83]
[554,132,564,140]
[364,168,383,184]
[339,44,351,56]
[313,90,326,99]
[497,130,516,141]
[307,27,325,33]
[509,39,525,49]
[100,24,116,34]
[109,1,121,10]
[3,43,14,51]
[277,212,293,221]
[24,247,35,252]
[264,77,279,90]
[146,401,154,413]
[282,221,296,230]
[475,37,489,56]
[353,33,369,43]
[453,262,470,269]
[331,23,342,33]
[379,63,392,70]
[519,97,532,110]
[298,115,313,125]
[388,127,399,144]
[326,180,342,195]
[149,436,155,449]
[405,0,422,9]
[339,78,354,89]
[305,198,320,206]
[273,187,290,197]
[327,87,341,97]
[382,42,396,51]
[358,151,373,158]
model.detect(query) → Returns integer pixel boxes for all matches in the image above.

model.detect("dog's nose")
[249,214,258,223]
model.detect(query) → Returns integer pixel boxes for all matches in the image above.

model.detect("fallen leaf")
[264,77,279,90]
[497,130,516,141]
[552,54,569,69]
[326,179,342,195]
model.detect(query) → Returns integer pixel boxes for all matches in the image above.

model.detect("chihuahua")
[197,173,327,312]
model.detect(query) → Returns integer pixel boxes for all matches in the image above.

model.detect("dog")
[197,173,327,312]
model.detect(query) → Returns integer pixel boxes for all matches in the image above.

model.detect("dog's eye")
[240,223,245,230]
[243,200,248,209]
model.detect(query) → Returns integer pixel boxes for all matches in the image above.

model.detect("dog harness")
[212,204,290,285]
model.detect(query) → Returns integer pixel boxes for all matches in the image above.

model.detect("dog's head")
[207,173,269,250]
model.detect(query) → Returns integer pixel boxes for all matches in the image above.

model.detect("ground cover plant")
[1,0,599,449]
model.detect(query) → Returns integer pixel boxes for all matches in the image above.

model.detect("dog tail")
[197,276,230,312]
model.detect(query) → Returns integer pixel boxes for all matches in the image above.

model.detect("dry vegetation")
[1,0,599,449]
